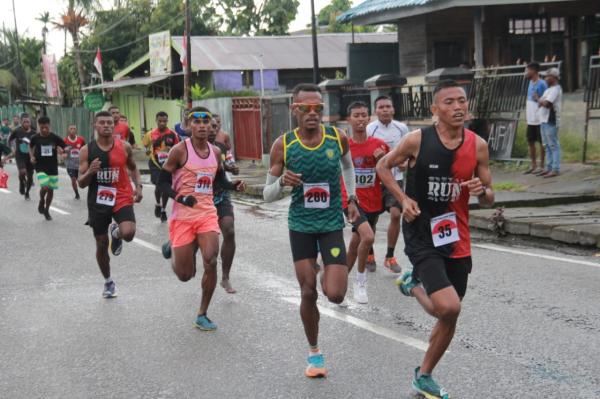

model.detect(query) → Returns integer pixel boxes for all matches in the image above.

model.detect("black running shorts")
[383,180,403,211]
[216,196,234,220]
[88,205,136,237]
[67,168,79,178]
[289,229,347,267]
[410,254,472,298]
[343,206,379,233]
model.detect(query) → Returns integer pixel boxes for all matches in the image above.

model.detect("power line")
[74,11,185,54]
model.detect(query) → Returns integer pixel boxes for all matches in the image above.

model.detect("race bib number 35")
[430,212,460,247]
[195,172,213,194]
[96,185,117,206]
[303,183,330,209]
[355,168,376,188]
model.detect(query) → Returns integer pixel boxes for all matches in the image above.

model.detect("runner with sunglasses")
[158,107,245,331]
[264,83,359,378]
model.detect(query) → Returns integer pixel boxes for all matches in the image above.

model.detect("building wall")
[143,98,182,134]
[397,15,428,77]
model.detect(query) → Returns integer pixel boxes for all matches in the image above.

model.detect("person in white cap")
[537,67,562,178]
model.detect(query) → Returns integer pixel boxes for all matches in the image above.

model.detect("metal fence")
[0,105,25,121]
[45,106,95,141]
[584,55,600,163]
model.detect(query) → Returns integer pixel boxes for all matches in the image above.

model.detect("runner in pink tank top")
[156,107,245,331]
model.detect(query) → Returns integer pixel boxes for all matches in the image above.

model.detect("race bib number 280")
[303,182,330,209]
[430,212,460,247]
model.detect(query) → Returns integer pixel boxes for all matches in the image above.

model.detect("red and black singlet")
[403,125,477,259]
[87,139,133,214]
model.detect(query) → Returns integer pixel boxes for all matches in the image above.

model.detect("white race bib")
[303,182,330,209]
[355,168,376,188]
[157,151,169,165]
[195,172,213,194]
[96,185,117,206]
[430,212,460,247]
[70,149,80,158]
[41,145,53,157]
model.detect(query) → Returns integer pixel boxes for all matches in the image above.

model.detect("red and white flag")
[180,36,187,68]
[93,48,103,78]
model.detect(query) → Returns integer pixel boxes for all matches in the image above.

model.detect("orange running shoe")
[305,353,328,378]
[384,257,402,273]
[366,254,377,272]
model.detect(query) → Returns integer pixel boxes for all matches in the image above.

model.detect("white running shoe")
[354,282,368,304]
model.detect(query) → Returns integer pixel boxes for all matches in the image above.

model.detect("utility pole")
[310,0,320,84]
[184,0,192,110]
[11,0,23,84]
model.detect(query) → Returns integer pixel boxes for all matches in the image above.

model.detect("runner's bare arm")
[78,146,100,188]
[464,136,494,208]
[377,130,422,222]
[125,142,143,202]
[216,131,232,151]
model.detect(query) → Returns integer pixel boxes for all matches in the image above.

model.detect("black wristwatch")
[348,195,359,205]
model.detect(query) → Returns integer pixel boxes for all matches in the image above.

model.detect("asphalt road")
[1,162,600,399]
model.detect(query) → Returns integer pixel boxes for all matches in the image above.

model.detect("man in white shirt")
[524,62,547,174]
[367,95,409,274]
[537,68,562,178]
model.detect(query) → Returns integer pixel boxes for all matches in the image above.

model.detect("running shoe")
[384,257,402,273]
[395,271,421,297]
[102,281,117,298]
[19,180,24,195]
[412,367,449,399]
[365,254,377,272]
[160,211,168,223]
[194,314,217,331]
[75,193,80,200]
[43,211,52,221]
[305,353,327,378]
[154,204,161,218]
[109,223,123,256]
[38,200,45,214]
[161,241,172,259]
[24,192,30,200]
[354,281,368,304]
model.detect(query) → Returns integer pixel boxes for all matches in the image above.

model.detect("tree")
[36,12,51,54]
[0,30,44,99]
[317,0,376,33]
[214,0,300,36]
[53,0,96,92]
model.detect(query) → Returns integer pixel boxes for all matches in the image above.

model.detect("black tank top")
[403,125,477,260]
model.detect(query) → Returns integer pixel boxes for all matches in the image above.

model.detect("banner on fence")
[149,31,171,76]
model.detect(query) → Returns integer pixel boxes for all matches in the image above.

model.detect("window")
[550,17,565,32]
[509,17,549,35]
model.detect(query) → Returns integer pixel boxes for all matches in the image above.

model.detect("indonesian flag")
[180,36,187,68]
[93,48,103,78]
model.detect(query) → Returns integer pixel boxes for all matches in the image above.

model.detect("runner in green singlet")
[263,83,359,378]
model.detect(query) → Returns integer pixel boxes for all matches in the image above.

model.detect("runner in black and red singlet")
[377,80,494,399]
[78,111,143,299]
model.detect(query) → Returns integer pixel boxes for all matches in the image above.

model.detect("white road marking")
[473,243,600,269]
[128,236,429,351]
[282,297,428,352]
[0,188,11,194]
[132,237,162,253]
[49,206,70,215]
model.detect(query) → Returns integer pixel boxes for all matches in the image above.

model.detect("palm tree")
[36,12,50,54]
[53,0,96,92]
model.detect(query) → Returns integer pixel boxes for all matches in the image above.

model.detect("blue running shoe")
[102,281,117,298]
[412,367,449,399]
[395,271,421,297]
[305,353,327,378]
[194,314,217,331]
[109,223,123,256]
[162,241,172,259]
